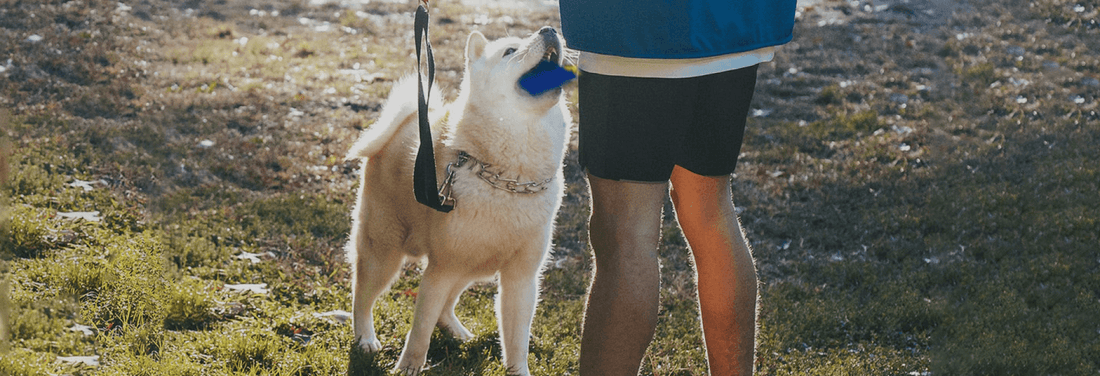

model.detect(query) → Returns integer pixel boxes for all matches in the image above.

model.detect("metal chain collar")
[437,151,553,209]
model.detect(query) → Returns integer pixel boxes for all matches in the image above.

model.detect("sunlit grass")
[2,0,1098,374]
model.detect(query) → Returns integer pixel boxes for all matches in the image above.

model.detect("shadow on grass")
[347,330,504,376]
[750,109,1099,374]
[347,341,395,376]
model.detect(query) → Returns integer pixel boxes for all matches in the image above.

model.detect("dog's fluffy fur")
[344,28,570,375]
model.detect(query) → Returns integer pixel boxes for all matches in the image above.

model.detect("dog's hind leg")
[496,258,543,376]
[351,240,405,353]
[394,266,463,375]
[437,281,475,341]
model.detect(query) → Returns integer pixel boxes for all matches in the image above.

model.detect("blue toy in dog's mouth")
[519,60,577,96]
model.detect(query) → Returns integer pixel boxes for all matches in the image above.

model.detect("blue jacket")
[559,0,797,59]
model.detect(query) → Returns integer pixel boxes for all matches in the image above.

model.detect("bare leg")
[669,165,757,376]
[579,173,667,376]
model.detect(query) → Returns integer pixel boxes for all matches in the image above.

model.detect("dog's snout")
[537,27,561,50]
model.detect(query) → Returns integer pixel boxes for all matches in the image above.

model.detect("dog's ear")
[465,31,488,61]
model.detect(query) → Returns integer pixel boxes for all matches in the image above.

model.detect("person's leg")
[579,173,668,376]
[669,165,757,376]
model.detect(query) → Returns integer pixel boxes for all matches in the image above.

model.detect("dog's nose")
[538,27,557,36]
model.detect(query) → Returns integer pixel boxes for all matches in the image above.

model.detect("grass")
[2,0,1099,375]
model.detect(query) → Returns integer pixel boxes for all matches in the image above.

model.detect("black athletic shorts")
[577,64,758,182]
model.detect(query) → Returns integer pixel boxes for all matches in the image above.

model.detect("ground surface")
[1,0,1098,375]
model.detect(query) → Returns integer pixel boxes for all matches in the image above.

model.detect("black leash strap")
[412,4,454,212]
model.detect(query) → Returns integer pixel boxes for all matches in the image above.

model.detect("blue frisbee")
[519,61,577,96]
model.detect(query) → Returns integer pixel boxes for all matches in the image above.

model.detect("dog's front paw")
[393,350,429,376]
[391,363,423,376]
[504,365,532,376]
[357,336,383,353]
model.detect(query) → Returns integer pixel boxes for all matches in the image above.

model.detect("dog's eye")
[502,47,517,57]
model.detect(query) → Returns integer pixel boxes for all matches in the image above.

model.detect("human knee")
[670,170,735,215]
[589,215,660,259]
[588,203,663,253]
[670,188,737,227]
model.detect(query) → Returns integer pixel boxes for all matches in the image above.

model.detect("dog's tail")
[345,75,441,160]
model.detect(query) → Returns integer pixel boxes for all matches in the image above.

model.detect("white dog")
[344,27,570,375]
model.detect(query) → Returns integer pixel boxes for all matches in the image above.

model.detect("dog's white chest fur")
[343,27,571,376]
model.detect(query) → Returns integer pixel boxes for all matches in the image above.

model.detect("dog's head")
[461,27,567,109]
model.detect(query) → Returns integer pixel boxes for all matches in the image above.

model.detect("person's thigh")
[674,65,759,177]
[577,71,696,182]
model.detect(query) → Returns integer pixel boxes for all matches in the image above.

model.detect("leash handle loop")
[412,4,454,213]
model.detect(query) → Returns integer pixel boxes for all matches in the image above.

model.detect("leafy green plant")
[163,277,217,331]
[1,206,52,259]
[81,233,168,329]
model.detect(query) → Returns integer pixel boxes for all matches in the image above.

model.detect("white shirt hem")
[577,47,775,78]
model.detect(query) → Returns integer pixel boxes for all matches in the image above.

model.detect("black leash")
[412,4,454,213]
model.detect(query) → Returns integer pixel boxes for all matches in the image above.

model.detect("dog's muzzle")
[537,27,561,64]
[517,27,573,96]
